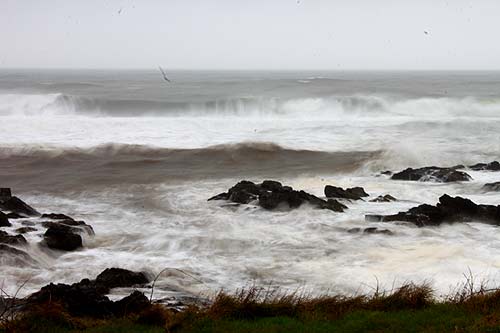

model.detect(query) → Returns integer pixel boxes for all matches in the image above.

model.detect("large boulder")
[469,161,500,171]
[391,167,471,182]
[209,180,347,212]
[366,194,500,227]
[43,224,83,251]
[95,268,150,290]
[0,211,11,227]
[324,185,369,200]
[0,230,27,246]
[0,196,40,217]
[26,269,151,318]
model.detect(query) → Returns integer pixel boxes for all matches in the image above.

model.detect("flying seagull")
[158,66,171,83]
[424,30,429,35]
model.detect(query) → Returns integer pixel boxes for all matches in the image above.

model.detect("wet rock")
[0,211,11,227]
[43,224,83,251]
[208,192,229,201]
[324,185,369,200]
[363,227,394,235]
[41,213,75,220]
[0,230,27,245]
[391,167,471,182]
[469,161,500,171]
[113,290,150,316]
[0,196,40,217]
[27,269,152,318]
[41,219,94,236]
[27,279,115,318]
[370,194,397,202]
[483,182,500,192]
[16,227,37,234]
[380,170,393,176]
[209,180,347,212]
[366,194,500,227]
[347,227,393,235]
[0,188,11,201]
[21,220,36,226]
[95,268,150,290]
[6,212,23,219]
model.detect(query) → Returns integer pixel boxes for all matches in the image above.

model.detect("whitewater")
[1,69,500,300]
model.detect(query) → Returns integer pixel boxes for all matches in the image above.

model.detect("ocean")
[1,69,500,299]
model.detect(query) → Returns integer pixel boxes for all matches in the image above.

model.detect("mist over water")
[1,69,500,299]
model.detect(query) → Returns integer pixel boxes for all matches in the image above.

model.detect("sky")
[1,0,499,70]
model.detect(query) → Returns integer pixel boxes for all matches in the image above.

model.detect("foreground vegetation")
[3,282,500,332]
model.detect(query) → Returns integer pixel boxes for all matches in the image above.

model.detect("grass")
[3,282,500,332]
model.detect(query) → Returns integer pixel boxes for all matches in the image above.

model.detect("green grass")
[176,305,498,333]
[4,282,500,332]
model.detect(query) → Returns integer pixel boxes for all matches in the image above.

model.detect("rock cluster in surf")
[0,188,95,264]
[209,180,348,212]
[26,268,151,318]
[367,194,500,227]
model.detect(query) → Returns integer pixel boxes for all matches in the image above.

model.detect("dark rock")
[27,276,151,318]
[0,188,11,201]
[366,194,500,227]
[210,180,348,212]
[6,212,23,219]
[16,227,37,234]
[41,213,75,220]
[27,279,115,318]
[113,291,150,316]
[41,220,94,236]
[0,211,11,227]
[44,224,82,251]
[0,230,27,245]
[95,268,150,290]
[0,196,40,217]
[483,182,500,192]
[324,185,369,200]
[347,228,361,233]
[21,221,36,226]
[381,171,393,176]
[261,180,283,192]
[469,161,500,171]
[363,227,394,235]
[370,194,397,202]
[208,192,229,201]
[391,167,471,182]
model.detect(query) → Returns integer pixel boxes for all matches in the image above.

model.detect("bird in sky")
[424,30,429,35]
[158,66,171,83]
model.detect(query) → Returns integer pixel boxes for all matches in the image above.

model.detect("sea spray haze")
[1,69,500,300]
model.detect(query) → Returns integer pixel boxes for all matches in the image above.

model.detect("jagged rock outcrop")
[26,268,152,318]
[391,167,471,182]
[370,194,397,202]
[324,185,369,200]
[366,194,500,227]
[469,161,500,171]
[0,211,11,227]
[209,180,347,212]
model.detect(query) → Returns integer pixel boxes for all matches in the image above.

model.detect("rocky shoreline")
[1,160,500,319]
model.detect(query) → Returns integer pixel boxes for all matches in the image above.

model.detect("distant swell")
[3,93,500,118]
[0,143,381,192]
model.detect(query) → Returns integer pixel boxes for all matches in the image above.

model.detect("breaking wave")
[2,93,500,118]
[0,142,381,192]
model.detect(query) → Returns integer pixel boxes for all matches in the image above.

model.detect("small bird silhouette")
[158,66,171,83]
[118,8,123,14]
[424,30,429,35]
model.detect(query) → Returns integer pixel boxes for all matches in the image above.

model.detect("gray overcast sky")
[1,0,499,70]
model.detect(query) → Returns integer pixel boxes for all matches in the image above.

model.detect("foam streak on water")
[1,70,500,299]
